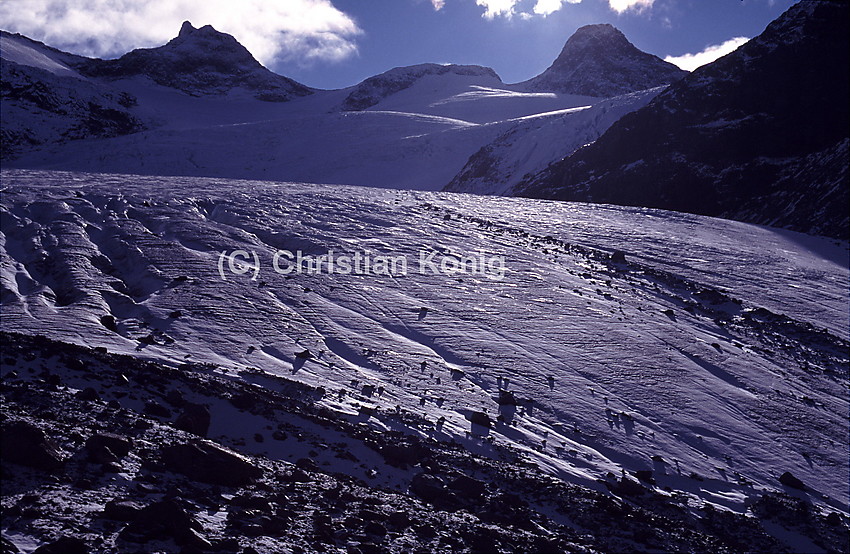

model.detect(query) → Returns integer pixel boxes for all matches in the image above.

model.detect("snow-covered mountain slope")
[2,169,847,541]
[0,32,84,78]
[2,22,669,190]
[445,87,662,196]
[515,24,685,97]
[3,101,493,190]
[517,0,850,240]
[4,65,604,190]
[339,64,503,111]
[1,32,144,160]
[76,21,313,102]
[338,63,597,124]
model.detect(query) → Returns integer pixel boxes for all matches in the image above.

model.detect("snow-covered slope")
[338,63,597,124]
[0,33,82,78]
[445,87,662,196]
[1,32,143,160]
[339,64,503,111]
[515,24,685,97]
[4,65,604,190]
[2,169,847,539]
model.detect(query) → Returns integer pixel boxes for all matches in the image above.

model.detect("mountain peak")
[557,24,630,56]
[517,23,685,97]
[74,22,312,101]
[570,23,622,39]
[178,20,195,38]
[517,0,849,239]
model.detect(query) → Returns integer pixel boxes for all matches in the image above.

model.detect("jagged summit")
[178,20,195,38]
[74,21,312,101]
[517,23,685,97]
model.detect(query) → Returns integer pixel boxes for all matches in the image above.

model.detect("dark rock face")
[0,420,64,471]
[518,1,850,239]
[159,440,262,486]
[75,21,312,102]
[517,24,685,96]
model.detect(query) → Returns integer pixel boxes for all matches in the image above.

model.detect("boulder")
[100,315,118,332]
[165,389,185,407]
[779,471,806,491]
[119,499,209,549]
[448,474,487,499]
[86,432,132,460]
[468,411,492,429]
[387,511,410,529]
[410,473,462,511]
[379,442,425,469]
[75,387,100,401]
[634,470,654,483]
[610,250,627,264]
[174,403,211,437]
[143,401,172,418]
[496,390,518,406]
[102,499,143,521]
[0,421,64,472]
[159,440,262,486]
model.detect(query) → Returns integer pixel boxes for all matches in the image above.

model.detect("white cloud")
[664,36,749,71]
[474,0,580,19]
[608,0,654,14]
[431,0,446,10]
[476,0,522,19]
[0,0,362,66]
[533,0,581,17]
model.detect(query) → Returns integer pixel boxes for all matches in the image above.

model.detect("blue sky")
[1,0,797,89]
